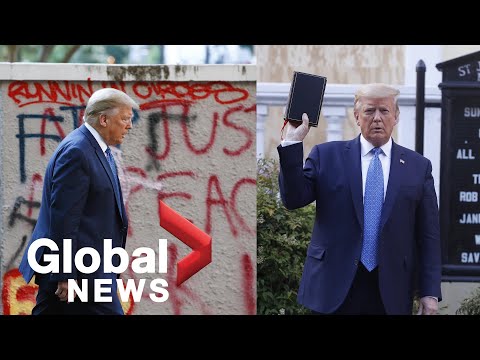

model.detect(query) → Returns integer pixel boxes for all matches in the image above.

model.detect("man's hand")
[285,113,310,142]
[55,280,77,302]
[416,296,438,315]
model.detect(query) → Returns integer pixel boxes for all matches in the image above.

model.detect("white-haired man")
[20,88,139,314]
[278,83,441,315]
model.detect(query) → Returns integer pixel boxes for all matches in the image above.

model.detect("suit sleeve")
[277,142,319,210]
[416,159,442,301]
[49,146,90,281]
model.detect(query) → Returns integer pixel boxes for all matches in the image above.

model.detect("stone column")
[323,106,346,142]
[257,104,268,159]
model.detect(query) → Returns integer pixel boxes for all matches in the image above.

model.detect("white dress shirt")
[85,122,108,157]
[360,135,392,201]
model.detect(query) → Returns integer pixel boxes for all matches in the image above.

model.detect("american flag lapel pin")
[400,159,405,164]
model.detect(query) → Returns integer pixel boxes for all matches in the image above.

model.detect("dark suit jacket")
[19,125,128,313]
[278,136,441,315]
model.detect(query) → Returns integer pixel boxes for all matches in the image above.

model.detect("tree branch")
[39,45,55,62]
[61,45,82,63]
[7,45,18,62]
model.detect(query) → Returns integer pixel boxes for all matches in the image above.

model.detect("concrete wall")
[0,63,256,315]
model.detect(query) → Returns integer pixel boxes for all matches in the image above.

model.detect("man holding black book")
[278,83,441,315]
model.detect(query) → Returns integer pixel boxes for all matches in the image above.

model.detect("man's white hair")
[354,83,400,117]
[84,88,139,125]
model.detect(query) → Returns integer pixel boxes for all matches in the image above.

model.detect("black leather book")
[284,71,327,127]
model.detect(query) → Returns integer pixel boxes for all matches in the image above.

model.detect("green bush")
[257,158,315,315]
[456,287,480,315]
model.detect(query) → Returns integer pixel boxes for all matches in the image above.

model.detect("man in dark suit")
[278,83,441,315]
[19,88,139,315]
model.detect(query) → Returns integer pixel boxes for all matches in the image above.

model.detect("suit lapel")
[380,141,404,229]
[79,125,126,224]
[344,136,364,229]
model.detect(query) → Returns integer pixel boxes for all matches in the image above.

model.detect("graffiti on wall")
[2,78,256,315]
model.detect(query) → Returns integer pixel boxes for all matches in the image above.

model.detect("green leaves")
[456,288,480,315]
[257,158,314,315]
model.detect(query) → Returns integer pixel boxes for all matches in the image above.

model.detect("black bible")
[283,71,327,127]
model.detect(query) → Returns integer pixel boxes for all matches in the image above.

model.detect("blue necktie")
[361,147,384,271]
[105,147,121,199]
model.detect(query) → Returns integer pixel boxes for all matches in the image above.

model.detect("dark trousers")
[313,263,386,315]
[32,274,124,315]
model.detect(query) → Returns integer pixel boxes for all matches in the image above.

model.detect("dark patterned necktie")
[105,147,121,198]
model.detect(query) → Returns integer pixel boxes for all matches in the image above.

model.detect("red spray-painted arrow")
[159,200,212,286]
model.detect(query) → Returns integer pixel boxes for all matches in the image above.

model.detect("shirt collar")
[84,122,109,154]
[360,134,392,158]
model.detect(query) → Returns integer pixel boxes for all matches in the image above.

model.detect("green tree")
[0,45,136,64]
[69,45,131,64]
[48,45,83,62]
[147,45,165,64]
[257,158,314,315]
[70,45,106,63]
[0,45,82,62]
